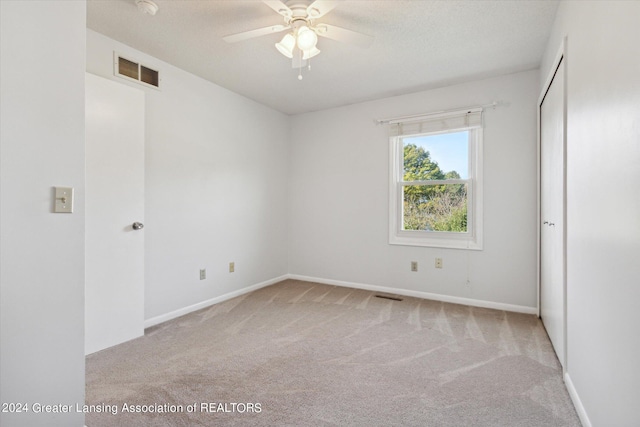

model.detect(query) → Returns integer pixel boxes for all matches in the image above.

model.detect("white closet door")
[85,73,145,355]
[540,59,565,368]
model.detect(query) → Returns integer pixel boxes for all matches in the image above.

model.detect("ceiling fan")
[223,0,373,79]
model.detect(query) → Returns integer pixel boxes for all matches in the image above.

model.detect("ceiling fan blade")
[316,24,373,48]
[306,1,338,19]
[262,0,293,18]
[223,25,289,43]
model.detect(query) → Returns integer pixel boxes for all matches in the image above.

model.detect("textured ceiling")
[87,0,559,115]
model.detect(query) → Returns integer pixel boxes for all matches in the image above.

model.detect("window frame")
[389,120,483,250]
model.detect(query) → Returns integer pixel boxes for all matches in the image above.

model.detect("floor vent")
[375,295,403,301]
[114,53,160,89]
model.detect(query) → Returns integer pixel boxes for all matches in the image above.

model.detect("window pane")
[403,131,469,181]
[403,184,468,232]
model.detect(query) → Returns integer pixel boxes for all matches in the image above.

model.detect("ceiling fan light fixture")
[302,46,321,60]
[223,1,372,80]
[296,25,318,51]
[275,33,295,58]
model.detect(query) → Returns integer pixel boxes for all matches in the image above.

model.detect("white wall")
[86,30,290,321]
[540,2,640,426]
[0,1,86,426]
[289,70,539,310]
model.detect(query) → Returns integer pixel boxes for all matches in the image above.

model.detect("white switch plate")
[54,187,74,213]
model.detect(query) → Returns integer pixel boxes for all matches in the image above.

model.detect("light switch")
[54,187,74,213]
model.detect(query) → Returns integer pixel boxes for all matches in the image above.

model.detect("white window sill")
[389,232,483,250]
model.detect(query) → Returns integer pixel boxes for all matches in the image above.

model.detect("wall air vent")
[375,295,403,301]
[114,53,160,89]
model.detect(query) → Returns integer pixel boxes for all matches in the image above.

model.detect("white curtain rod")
[375,101,499,125]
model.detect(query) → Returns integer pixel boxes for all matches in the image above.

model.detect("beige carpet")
[86,280,581,426]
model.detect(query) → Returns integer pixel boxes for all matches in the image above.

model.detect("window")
[389,108,483,249]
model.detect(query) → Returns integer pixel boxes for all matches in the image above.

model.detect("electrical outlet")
[435,258,443,269]
[200,269,206,280]
[229,262,235,273]
[411,261,418,272]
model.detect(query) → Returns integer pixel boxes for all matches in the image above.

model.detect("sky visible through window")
[407,131,469,179]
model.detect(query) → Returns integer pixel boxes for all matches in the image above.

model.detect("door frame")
[537,38,568,371]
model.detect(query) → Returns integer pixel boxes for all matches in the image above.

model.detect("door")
[85,73,145,355]
[540,59,565,368]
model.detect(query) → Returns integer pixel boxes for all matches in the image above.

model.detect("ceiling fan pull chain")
[298,49,304,80]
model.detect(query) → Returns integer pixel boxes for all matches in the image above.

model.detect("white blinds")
[388,107,483,137]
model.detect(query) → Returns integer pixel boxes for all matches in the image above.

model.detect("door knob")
[132,222,144,230]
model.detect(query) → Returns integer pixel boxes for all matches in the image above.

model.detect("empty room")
[1,1,639,426]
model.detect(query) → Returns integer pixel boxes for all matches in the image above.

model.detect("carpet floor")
[86,279,581,426]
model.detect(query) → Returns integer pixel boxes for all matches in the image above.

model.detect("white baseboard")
[565,372,591,427]
[287,274,538,315]
[145,273,537,329]
[144,275,289,328]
